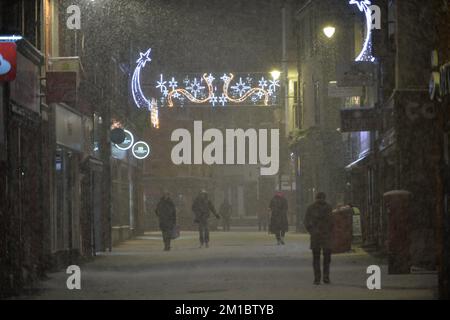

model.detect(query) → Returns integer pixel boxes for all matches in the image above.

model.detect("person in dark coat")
[155,191,177,251]
[219,199,232,231]
[192,190,220,248]
[304,192,333,285]
[269,192,289,245]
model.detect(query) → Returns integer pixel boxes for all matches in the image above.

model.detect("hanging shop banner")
[0,42,17,82]
[328,82,363,98]
[340,107,378,132]
[336,62,376,87]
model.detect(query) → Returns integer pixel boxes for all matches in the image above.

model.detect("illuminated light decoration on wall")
[0,35,23,42]
[349,0,375,62]
[131,48,160,129]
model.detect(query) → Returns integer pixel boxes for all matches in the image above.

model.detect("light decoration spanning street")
[349,0,375,62]
[131,48,160,129]
[158,73,278,107]
[131,48,279,109]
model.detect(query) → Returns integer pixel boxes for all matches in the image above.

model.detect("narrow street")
[18,230,437,300]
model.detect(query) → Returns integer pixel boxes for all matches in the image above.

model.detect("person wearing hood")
[304,192,333,285]
[269,191,289,245]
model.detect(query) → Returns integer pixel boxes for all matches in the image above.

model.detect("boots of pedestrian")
[323,275,330,284]
[205,242,209,248]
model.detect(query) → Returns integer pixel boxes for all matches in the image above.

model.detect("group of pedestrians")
[154,189,334,285]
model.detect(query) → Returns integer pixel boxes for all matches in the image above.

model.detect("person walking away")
[219,199,232,231]
[269,192,289,245]
[192,190,220,248]
[155,191,177,251]
[304,192,333,285]
[258,205,269,232]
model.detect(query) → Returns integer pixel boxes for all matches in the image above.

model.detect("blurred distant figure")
[155,191,177,251]
[192,190,220,248]
[269,192,289,245]
[304,192,333,285]
[258,207,269,232]
[219,199,232,231]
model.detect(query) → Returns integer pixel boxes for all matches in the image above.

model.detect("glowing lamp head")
[270,70,281,80]
[323,26,336,39]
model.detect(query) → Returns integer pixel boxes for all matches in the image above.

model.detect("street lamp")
[270,70,281,80]
[323,26,336,39]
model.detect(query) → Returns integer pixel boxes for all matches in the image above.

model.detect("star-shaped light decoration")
[349,0,371,12]
[137,48,152,67]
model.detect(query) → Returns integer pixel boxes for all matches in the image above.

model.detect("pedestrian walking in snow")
[192,190,220,248]
[155,191,177,251]
[219,198,232,231]
[304,192,333,285]
[269,192,289,245]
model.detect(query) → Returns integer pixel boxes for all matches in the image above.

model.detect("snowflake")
[268,89,274,96]
[221,74,231,83]
[256,90,265,99]
[156,74,167,93]
[231,77,251,97]
[349,0,371,12]
[169,77,178,90]
[259,77,268,89]
[210,93,218,107]
[206,73,215,85]
[186,78,205,98]
[218,93,228,106]
[269,79,280,92]
[162,88,169,97]
[173,91,181,99]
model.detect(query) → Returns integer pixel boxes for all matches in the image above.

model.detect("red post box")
[331,206,353,253]
[384,190,412,274]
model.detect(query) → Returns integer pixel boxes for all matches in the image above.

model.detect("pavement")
[15,230,438,300]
